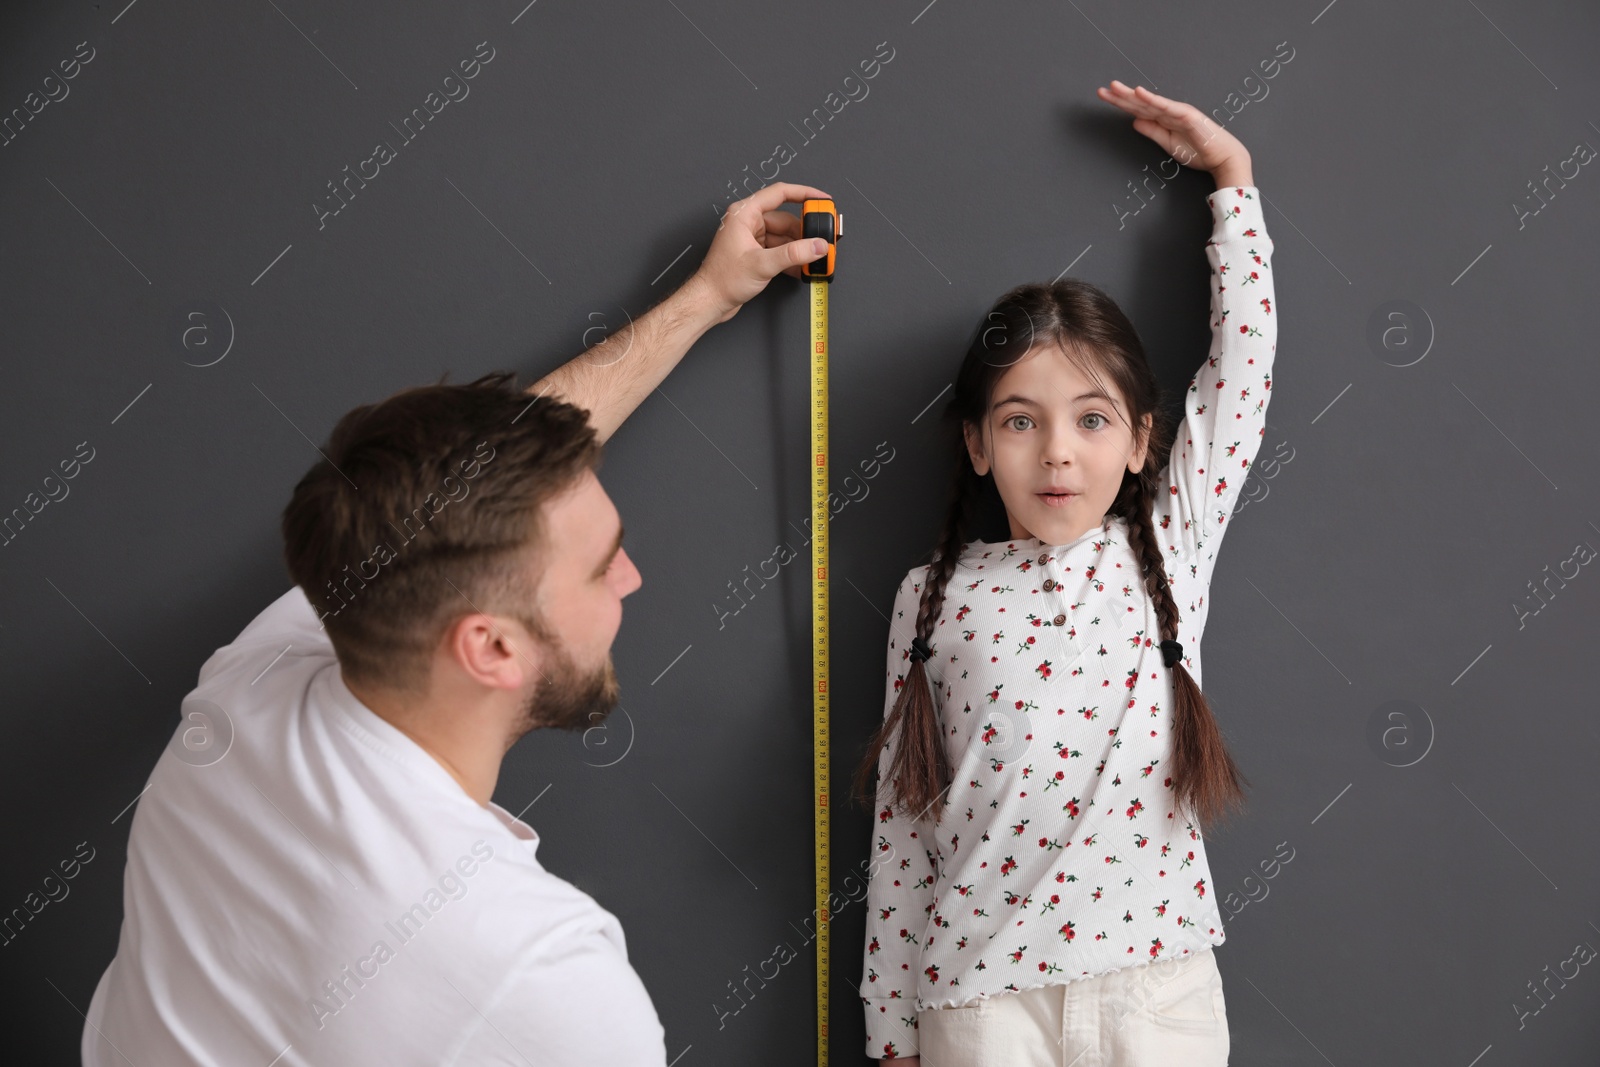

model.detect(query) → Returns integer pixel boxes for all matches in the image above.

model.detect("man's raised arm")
[527,182,832,444]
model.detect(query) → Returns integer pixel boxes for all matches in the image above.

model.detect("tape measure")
[801,197,840,1066]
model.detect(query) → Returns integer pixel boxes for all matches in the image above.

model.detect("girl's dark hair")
[851,279,1248,833]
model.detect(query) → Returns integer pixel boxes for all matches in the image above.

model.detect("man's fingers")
[714,182,832,285]
[719,184,830,246]
[757,236,826,280]
[737,182,832,217]
[762,210,803,242]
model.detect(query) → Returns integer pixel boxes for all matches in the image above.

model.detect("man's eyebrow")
[994,390,1121,410]
[594,525,623,578]
[592,524,620,579]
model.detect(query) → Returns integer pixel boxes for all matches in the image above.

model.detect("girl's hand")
[1095,80,1254,189]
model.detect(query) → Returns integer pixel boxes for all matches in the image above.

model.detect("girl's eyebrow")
[994,390,1120,409]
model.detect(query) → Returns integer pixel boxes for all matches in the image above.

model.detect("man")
[82,182,834,1066]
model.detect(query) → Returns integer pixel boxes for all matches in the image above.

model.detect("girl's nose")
[1042,426,1076,465]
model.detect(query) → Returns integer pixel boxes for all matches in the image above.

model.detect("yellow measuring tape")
[801,198,840,1066]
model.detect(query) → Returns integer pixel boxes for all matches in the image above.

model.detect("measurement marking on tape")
[802,196,840,1067]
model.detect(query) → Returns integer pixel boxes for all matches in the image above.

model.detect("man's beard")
[516,631,620,736]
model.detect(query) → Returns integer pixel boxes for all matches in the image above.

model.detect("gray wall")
[4,0,1598,1062]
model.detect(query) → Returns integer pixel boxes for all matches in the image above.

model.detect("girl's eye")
[1081,412,1108,431]
[1004,414,1034,431]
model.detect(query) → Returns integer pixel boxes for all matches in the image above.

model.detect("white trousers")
[914,946,1229,1067]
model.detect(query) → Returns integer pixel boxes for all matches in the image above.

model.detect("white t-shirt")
[83,584,667,1066]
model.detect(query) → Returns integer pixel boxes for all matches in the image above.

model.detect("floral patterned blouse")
[859,187,1276,1059]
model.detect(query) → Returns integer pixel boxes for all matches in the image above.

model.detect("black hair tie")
[910,636,933,664]
[1160,639,1183,668]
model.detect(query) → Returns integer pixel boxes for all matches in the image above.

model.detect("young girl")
[854,81,1275,1066]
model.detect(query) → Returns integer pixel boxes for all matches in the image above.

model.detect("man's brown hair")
[281,370,602,694]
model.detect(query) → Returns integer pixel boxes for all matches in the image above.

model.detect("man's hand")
[689,182,835,325]
[525,181,834,444]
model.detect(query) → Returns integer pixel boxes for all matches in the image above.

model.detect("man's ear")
[963,420,990,477]
[449,612,536,692]
[1128,412,1153,475]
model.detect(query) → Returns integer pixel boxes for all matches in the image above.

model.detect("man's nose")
[620,549,642,594]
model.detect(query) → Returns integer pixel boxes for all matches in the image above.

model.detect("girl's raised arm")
[1160,185,1277,572]
[1094,81,1277,572]
[859,568,940,1062]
